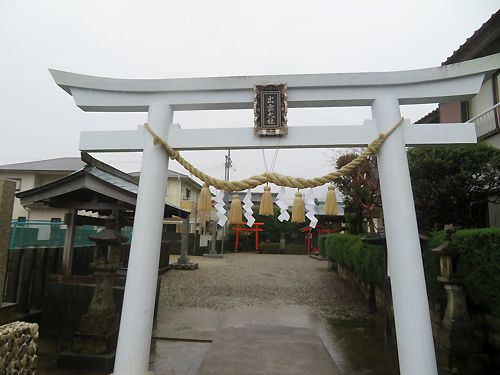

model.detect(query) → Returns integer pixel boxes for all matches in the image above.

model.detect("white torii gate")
[50,53,500,375]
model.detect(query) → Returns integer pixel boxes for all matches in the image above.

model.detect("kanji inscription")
[254,84,288,136]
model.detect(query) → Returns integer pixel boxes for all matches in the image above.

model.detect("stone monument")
[204,220,222,258]
[170,218,198,270]
[0,179,16,324]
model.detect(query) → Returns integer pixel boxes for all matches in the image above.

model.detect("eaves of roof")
[443,10,500,65]
[0,157,85,173]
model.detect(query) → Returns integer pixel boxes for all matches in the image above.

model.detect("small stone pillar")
[443,285,471,331]
[279,232,286,253]
[204,220,222,258]
[178,218,190,265]
[171,218,198,270]
[0,180,15,308]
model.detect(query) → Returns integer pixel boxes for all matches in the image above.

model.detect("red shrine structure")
[231,222,264,253]
[300,226,336,255]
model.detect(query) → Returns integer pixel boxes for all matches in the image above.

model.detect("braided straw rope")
[144,117,404,191]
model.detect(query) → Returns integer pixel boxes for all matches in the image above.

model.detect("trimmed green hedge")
[286,244,307,255]
[324,229,500,318]
[323,233,385,288]
[318,235,328,257]
[423,229,500,317]
[259,242,281,254]
[452,228,500,317]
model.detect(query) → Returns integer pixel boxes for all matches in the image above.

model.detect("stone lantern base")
[59,261,120,372]
[71,312,118,354]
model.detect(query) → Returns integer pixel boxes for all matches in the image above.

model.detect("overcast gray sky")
[0,0,498,197]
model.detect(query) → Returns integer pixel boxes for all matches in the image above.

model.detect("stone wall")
[0,321,38,374]
[335,263,497,374]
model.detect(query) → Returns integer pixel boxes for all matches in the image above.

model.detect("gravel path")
[159,253,372,321]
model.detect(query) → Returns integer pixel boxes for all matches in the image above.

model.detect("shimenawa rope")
[144,117,404,192]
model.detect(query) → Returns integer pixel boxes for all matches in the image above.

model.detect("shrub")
[453,228,500,317]
[323,233,384,287]
[325,229,500,318]
[259,242,281,254]
[286,244,307,255]
[318,235,328,257]
[226,230,254,251]
[425,228,500,318]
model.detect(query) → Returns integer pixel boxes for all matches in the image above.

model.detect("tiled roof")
[442,9,500,65]
[418,10,500,123]
[87,166,139,195]
[16,155,189,218]
[415,107,440,124]
[0,157,85,172]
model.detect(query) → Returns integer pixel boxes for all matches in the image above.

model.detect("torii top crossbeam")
[49,54,500,375]
[51,54,498,111]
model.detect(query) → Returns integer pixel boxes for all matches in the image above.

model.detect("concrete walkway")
[151,304,342,374]
[197,325,340,375]
[150,251,354,374]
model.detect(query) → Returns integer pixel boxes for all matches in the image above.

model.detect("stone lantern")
[432,230,457,284]
[430,229,490,374]
[71,216,126,356]
[431,228,471,331]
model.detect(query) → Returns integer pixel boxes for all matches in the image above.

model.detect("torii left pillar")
[113,103,172,375]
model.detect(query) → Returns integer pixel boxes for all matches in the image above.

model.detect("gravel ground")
[159,253,372,321]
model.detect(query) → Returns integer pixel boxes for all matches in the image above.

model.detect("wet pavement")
[38,254,400,374]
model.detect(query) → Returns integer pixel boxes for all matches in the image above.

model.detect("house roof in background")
[417,10,500,124]
[0,157,85,172]
[443,9,500,65]
[17,153,189,219]
[130,169,202,188]
[415,107,440,124]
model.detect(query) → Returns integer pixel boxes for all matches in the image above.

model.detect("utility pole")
[221,150,232,254]
[225,150,232,181]
[191,193,198,255]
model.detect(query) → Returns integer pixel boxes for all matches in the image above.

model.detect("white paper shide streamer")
[213,190,227,227]
[276,187,290,222]
[305,189,318,228]
[243,190,255,227]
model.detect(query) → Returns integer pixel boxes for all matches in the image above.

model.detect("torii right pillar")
[373,95,437,375]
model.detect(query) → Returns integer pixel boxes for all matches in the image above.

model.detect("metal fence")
[9,220,133,251]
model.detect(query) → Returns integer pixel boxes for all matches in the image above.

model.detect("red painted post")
[235,224,240,251]
[255,225,259,253]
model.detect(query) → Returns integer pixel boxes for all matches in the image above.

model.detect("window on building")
[185,188,191,200]
[17,216,26,223]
